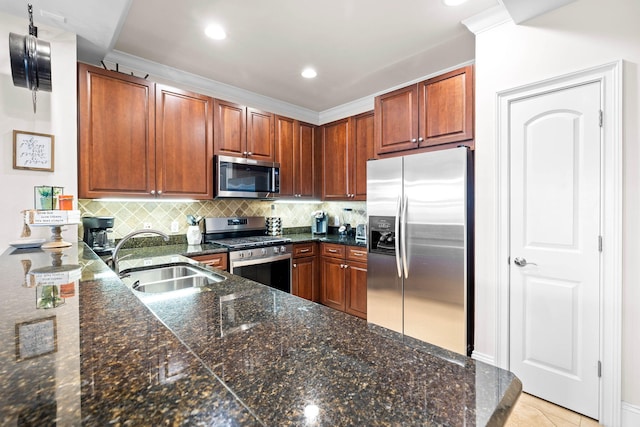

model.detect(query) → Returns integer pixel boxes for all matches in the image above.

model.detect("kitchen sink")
[120,263,225,294]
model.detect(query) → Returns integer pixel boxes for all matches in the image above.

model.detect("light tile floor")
[506,393,601,426]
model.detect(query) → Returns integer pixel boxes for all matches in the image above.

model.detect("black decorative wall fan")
[9,4,52,113]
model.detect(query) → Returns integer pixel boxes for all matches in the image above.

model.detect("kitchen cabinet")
[320,243,367,319]
[214,99,275,161]
[374,65,474,156]
[320,111,373,201]
[291,242,318,301]
[78,63,214,199]
[275,116,316,199]
[188,253,228,271]
[155,85,214,198]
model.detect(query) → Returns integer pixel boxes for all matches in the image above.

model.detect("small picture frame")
[34,186,64,210]
[15,316,58,362]
[13,130,55,172]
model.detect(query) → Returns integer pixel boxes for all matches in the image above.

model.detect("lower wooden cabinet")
[292,242,318,301]
[320,243,367,319]
[188,253,228,271]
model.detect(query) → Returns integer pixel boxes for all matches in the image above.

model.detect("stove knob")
[238,252,244,259]
[247,250,253,257]
[273,246,280,254]
[261,248,267,256]
[280,246,286,253]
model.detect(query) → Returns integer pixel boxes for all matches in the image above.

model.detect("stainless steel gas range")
[203,217,292,293]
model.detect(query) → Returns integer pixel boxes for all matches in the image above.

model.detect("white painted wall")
[473,0,639,411]
[0,12,77,250]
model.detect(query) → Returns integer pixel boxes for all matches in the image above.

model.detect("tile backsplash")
[78,199,366,239]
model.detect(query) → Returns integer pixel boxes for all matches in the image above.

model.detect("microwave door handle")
[401,195,408,279]
[395,195,402,278]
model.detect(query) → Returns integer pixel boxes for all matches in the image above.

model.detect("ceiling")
[0,0,576,113]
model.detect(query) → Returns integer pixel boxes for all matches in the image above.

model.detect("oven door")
[230,252,291,293]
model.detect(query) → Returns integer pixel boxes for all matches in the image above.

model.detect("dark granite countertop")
[0,241,521,426]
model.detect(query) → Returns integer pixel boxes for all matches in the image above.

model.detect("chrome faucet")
[112,229,170,273]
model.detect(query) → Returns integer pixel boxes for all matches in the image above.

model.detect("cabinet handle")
[299,248,310,253]
[157,190,163,195]
[352,251,365,257]
[418,137,424,142]
[247,151,253,156]
[150,190,156,195]
[293,263,297,268]
[411,138,417,143]
[243,151,248,155]
[328,249,338,253]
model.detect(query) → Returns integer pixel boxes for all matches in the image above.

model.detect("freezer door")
[402,148,469,355]
[366,158,403,335]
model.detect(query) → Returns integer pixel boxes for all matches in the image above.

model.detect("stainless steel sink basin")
[120,263,225,294]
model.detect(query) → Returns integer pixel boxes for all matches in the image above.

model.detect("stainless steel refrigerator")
[366,147,473,356]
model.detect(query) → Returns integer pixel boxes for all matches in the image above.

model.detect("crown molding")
[462,4,512,35]
[104,50,320,124]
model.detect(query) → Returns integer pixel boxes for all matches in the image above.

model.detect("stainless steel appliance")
[366,147,473,356]
[203,217,292,293]
[311,210,327,235]
[82,216,115,256]
[215,155,280,199]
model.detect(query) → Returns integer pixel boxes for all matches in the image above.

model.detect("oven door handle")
[230,253,292,270]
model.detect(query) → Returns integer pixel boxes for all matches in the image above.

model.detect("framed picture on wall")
[13,130,55,172]
[15,316,58,361]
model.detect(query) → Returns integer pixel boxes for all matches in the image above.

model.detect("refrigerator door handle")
[401,194,409,278]
[394,195,402,278]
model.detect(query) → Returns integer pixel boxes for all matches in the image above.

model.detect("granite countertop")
[112,232,365,261]
[0,241,521,426]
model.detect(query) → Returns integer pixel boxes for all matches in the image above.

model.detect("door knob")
[514,257,537,267]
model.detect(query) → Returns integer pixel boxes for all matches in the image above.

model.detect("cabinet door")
[352,111,374,201]
[418,65,474,146]
[345,260,367,319]
[214,99,247,157]
[320,256,346,311]
[295,122,316,199]
[78,63,155,198]
[374,84,419,155]
[274,115,295,197]
[293,255,317,302]
[246,107,275,161]
[321,118,350,200]
[156,85,214,199]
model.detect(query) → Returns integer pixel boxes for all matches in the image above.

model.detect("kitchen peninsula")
[0,242,521,426]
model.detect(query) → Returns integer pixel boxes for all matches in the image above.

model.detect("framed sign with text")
[13,130,55,172]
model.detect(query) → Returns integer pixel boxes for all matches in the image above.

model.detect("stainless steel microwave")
[215,155,280,199]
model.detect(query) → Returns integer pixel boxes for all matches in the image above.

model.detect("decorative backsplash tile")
[78,199,366,239]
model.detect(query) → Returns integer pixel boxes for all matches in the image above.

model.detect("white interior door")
[509,81,601,419]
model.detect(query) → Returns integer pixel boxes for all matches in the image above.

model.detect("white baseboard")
[471,350,495,366]
[622,402,640,427]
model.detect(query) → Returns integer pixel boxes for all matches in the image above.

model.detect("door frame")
[495,60,622,425]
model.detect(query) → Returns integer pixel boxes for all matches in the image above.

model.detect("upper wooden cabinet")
[275,116,316,199]
[155,85,214,199]
[78,63,214,199]
[78,63,155,199]
[321,111,373,201]
[214,99,275,161]
[375,65,474,156]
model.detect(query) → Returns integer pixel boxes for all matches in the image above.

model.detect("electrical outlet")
[170,221,179,233]
[143,222,152,229]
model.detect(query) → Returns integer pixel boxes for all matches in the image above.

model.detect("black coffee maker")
[82,216,115,255]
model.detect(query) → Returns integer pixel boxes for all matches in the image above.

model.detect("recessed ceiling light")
[205,24,226,40]
[443,0,469,6]
[301,68,317,79]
